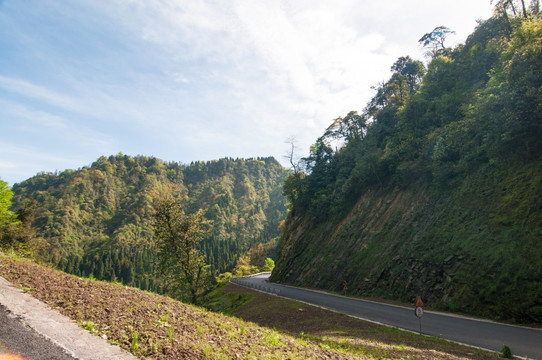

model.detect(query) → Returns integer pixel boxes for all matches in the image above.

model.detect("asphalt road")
[0,304,76,360]
[0,276,137,360]
[231,274,542,359]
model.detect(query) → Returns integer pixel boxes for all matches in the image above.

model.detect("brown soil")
[0,256,500,359]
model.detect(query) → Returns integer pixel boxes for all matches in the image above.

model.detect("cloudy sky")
[0,1,494,185]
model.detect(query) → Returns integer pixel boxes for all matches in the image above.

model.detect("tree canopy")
[154,200,211,303]
[418,26,456,57]
[0,178,16,229]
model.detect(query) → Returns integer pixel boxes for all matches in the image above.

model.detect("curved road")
[231,274,541,359]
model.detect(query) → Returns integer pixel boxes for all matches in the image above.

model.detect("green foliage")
[418,26,456,57]
[232,240,277,276]
[215,272,232,284]
[81,320,99,335]
[501,344,513,359]
[154,200,211,303]
[10,155,287,295]
[286,15,542,222]
[263,257,275,272]
[0,178,17,229]
[275,15,542,323]
[233,254,260,276]
[0,179,40,256]
[131,329,140,353]
[201,283,254,315]
[283,172,306,208]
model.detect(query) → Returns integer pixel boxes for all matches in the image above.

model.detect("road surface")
[0,304,76,360]
[0,276,137,360]
[231,273,541,359]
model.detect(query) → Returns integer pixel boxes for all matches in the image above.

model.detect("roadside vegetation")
[0,254,501,359]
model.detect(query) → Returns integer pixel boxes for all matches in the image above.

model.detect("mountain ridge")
[9,154,288,292]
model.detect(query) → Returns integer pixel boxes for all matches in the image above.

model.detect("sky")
[0,1,495,186]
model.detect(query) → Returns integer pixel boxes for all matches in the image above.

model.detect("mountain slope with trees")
[8,155,287,293]
[272,10,542,323]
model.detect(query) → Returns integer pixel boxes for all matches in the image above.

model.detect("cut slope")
[273,160,542,323]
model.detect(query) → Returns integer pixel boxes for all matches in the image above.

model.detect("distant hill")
[11,154,287,292]
[271,15,542,323]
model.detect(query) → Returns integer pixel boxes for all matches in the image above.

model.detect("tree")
[419,26,456,57]
[233,254,259,276]
[531,0,541,15]
[263,257,275,272]
[283,171,306,208]
[366,57,425,119]
[0,178,17,229]
[492,0,538,18]
[323,111,367,145]
[284,136,303,174]
[0,179,38,255]
[485,18,542,155]
[390,56,426,95]
[10,154,287,290]
[0,178,20,249]
[153,199,211,303]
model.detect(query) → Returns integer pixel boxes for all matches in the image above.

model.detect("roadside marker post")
[414,296,424,335]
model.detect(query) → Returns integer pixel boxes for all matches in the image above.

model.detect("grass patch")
[80,320,99,335]
[201,284,254,315]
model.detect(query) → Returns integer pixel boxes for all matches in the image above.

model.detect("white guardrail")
[229,272,281,295]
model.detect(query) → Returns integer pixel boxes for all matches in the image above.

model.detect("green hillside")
[9,154,287,292]
[272,14,542,323]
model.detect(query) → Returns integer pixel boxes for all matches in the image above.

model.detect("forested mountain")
[10,155,287,292]
[272,13,542,323]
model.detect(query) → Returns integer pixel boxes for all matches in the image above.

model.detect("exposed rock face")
[372,254,464,306]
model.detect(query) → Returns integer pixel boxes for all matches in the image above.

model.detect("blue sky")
[0,1,494,185]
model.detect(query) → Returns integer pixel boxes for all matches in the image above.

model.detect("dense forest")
[272,10,542,323]
[7,155,287,293]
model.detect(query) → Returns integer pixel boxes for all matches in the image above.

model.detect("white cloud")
[116,0,492,155]
[0,98,116,151]
[0,0,495,184]
[0,75,86,113]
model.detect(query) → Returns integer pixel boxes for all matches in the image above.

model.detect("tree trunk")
[520,0,527,17]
